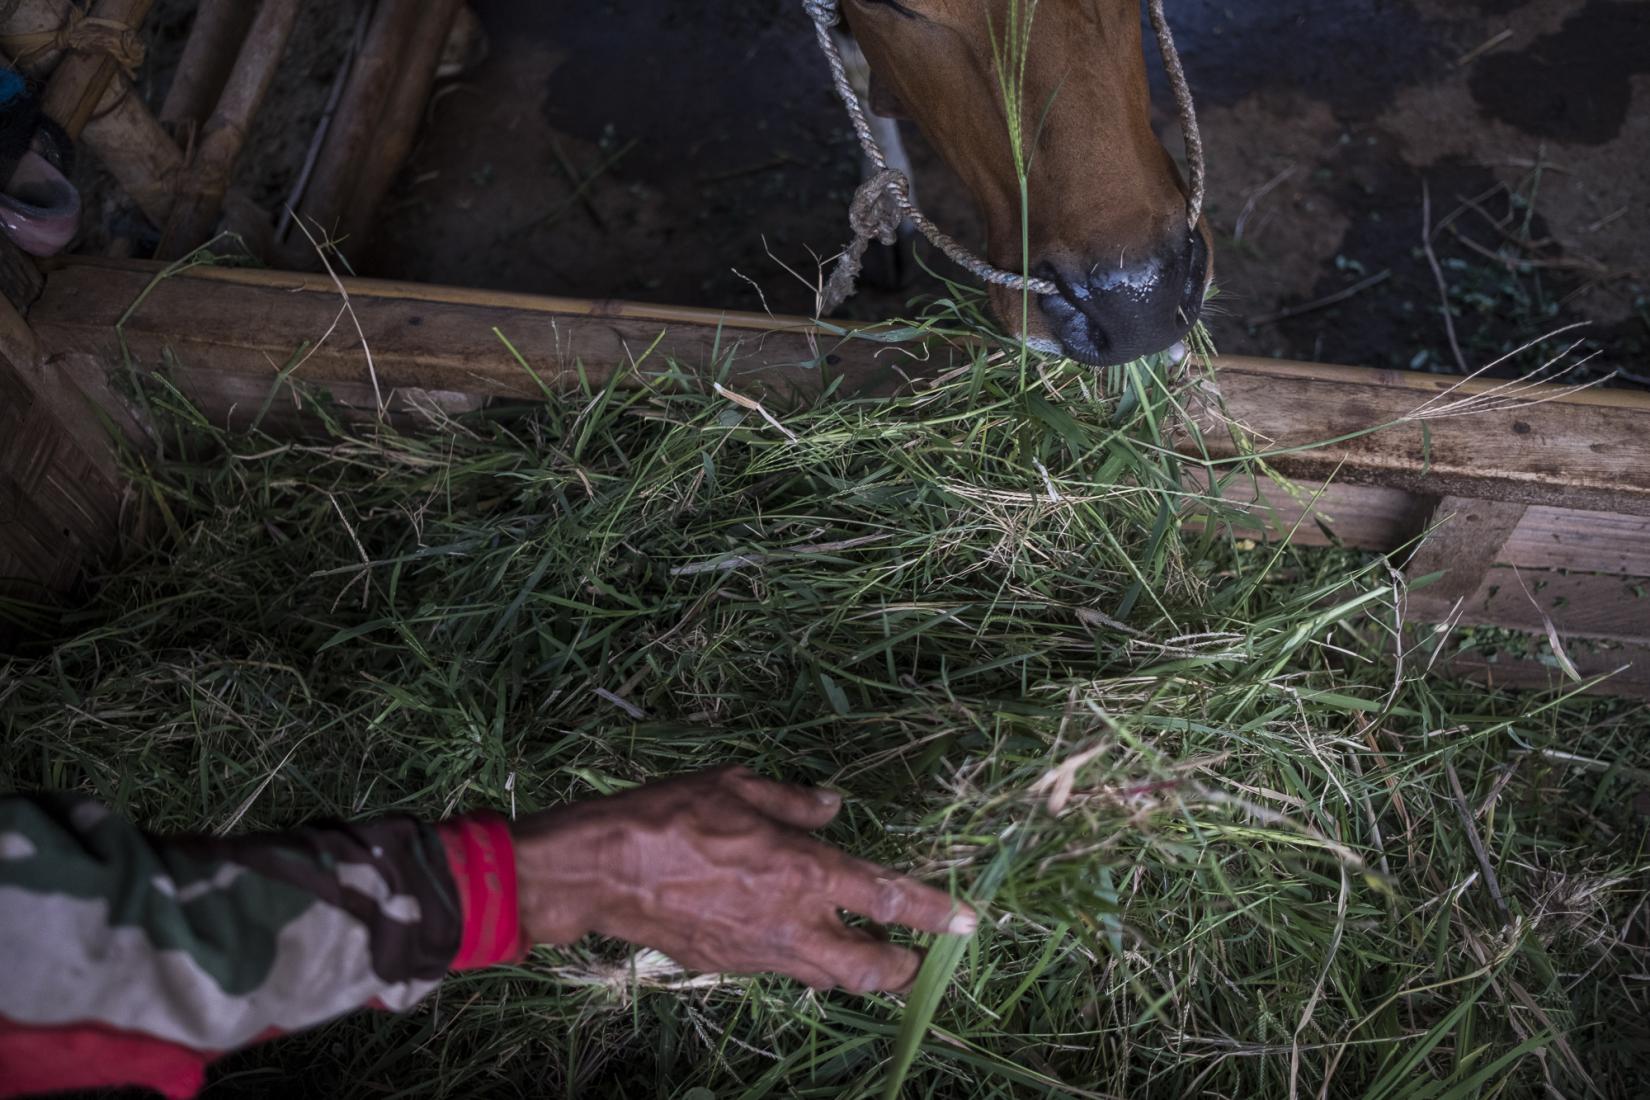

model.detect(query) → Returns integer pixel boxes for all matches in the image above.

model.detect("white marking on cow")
[831,29,918,221]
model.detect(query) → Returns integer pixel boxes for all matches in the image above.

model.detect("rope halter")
[805,0,1205,313]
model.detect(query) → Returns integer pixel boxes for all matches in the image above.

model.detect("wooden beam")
[1441,566,1650,645]
[1190,357,1650,517]
[1448,638,1650,700]
[1184,471,1431,552]
[29,259,935,417]
[1504,507,1650,575]
[1188,474,1650,576]
[31,257,1650,500]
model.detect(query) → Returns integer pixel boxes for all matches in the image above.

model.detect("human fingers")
[722,766,842,830]
[806,923,926,994]
[673,940,841,991]
[826,852,976,936]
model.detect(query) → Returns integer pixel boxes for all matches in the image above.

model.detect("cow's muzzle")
[1036,230,1210,367]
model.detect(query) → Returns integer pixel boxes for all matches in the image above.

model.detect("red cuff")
[436,812,527,970]
[0,1019,207,1100]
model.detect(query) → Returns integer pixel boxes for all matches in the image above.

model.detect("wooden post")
[38,0,154,141]
[155,0,302,260]
[0,0,183,227]
[1404,496,1529,611]
[280,0,423,264]
[158,0,258,135]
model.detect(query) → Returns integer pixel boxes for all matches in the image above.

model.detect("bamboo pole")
[0,0,86,70]
[0,0,182,227]
[79,87,180,226]
[155,0,301,260]
[332,0,463,257]
[280,0,422,266]
[38,0,153,140]
[158,0,257,135]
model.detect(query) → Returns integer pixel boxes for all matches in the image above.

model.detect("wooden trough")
[1,2,1647,698]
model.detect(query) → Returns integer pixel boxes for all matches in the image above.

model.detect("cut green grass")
[2,290,1646,1098]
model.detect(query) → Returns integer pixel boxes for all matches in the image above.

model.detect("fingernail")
[815,788,842,808]
[948,909,978,936]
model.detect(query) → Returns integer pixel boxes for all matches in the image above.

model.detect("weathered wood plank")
[1447,638,1650,700]
[1440,566,1650,645]
[1192,357,1650,517]
[1506,507,1650,576]
[1186,472,1428,551]
[35,260,1650,515]
[1188,473,1650,577]
[158,362,490,433]
[30,259,944,411]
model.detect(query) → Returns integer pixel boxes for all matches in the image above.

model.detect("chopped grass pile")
[2,309,1647,1099]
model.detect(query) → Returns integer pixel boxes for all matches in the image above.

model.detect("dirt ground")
[125,0,1648,383]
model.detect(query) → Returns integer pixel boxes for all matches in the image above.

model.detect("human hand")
[512,766,975,992]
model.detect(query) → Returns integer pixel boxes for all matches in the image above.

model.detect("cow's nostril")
[1036,234,1208,367]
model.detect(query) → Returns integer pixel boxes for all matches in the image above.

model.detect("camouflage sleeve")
[0,793,524,1099]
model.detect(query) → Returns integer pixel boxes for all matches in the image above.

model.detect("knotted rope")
[805,0,1205,312]
[819,165,903,314]
[0,6,146,75]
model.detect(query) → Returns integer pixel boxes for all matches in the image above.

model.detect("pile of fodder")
[3,331,1646,1099]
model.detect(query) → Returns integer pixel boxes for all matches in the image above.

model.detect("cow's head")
[843,0,1212,366]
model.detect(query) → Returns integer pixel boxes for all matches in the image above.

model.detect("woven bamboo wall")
[0,328,124,609]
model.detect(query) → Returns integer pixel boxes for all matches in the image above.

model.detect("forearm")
[0,767,971,1096]
[0,794,523,1099]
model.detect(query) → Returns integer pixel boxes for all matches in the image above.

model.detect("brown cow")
[840,0,1211,366]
